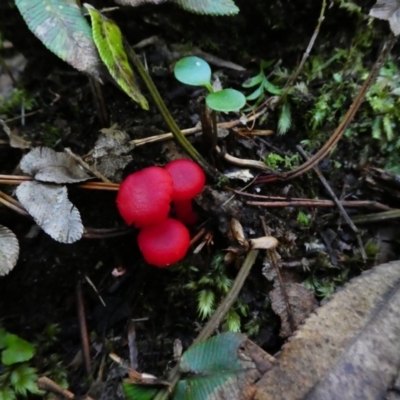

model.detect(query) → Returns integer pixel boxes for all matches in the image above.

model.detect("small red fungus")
[116,166,173,228]
[165,159,206,224]
[137,218,190,267]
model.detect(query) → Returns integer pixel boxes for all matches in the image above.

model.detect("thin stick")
[347,209,400,224]
[64,148,111,183]
[296,145,366,261]
[76,281,92,375]
[245,199,392,211]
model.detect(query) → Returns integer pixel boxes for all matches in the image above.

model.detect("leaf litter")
[0,225,19,276]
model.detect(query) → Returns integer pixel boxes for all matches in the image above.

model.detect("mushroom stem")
[174,200,197,225]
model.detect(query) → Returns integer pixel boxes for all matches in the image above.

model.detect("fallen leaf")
[255,260,400,400]
[270,283,318,338]
[20,147,91,183]
[370,0,400,36]
[224,169,254,182]
[16,181,83,243]
[0,225,19,276]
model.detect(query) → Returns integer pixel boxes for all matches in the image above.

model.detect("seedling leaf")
[242,73,263,88]
[174,56,212,88]
[2,334,35,365]
[173,0,239,15]
[16,181,83,243]
[206,89,246,112]
[370,0,400,36]
[0,225,19,276]
[85,4,149,110]
[20,147,91,184]
[15,0,101,79]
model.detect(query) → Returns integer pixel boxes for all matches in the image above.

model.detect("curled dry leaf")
[16,181,83,243]
[254,260,400,400]
[20,147,91,183]
[0,225,19,276]
[230,218,248,248]
[0,119,31,149]
[270,283,318,338]
[370,0,400,36]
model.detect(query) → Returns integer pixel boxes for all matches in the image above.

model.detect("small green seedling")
[174,56,246,112]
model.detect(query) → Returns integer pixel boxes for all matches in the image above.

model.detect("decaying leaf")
[20,147,91,184]
[16,181,83,243]
[224,169,254,182]
[85,4,149,110]
[249,236,278,250]
[254,261,400,400]
[0,225,19,276]
[15,0,101,79]
[370,0,400,36]
[0,119,31,149]
[270,283,318,338]
[88,126,133,180]
[230,218,248,248]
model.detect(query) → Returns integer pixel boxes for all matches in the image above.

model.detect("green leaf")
[245,85,263,101]
[174,333,251,400]
[85,4,149,110]
[198,290,215,319]
[206,89,246,112]
[242,73,263,88]
[122,382,158,400]
[174,56,212,88]
[0,387,16,400]
[10,365,39,396]
[2,334,35,365]
[15,0,100,79]
[173,0,239,15]
[224,309,241,332]
[262,77,283,95]
[278,102,291,134]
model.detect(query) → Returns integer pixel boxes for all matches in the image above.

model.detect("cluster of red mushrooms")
[116,159,206,268]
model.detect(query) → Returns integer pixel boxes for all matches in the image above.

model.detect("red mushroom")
[137,218,190,267]
[165,159,206,225]
[116,166,173,228]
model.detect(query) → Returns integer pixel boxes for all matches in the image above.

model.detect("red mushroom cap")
[116,166,173,228]
[165,159,206,201]
[137,218,190,267]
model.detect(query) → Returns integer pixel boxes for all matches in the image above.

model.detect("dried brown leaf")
[255,261,400,400]
[0,225,19,276]
[20,147,91,183]
[16,181,83,243]
[270,283,318,338]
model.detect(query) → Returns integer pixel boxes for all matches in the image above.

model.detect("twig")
[64,147,111,183]
[347,209,400,224]
[88,77,109,127]
[83,226,134,239]
[296,145,366,261]
[216,145,271,171]
[153,250,259,400]
[257,34,398,184]
[76,281,92,375]
[37,376,74,399]
[130,108,267,146]
[276,0,327,108]
[0,190,29,216]
[245,199,392,211]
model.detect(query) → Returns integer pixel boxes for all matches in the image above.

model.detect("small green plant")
[182,253,248,332]
[297,211,310,227]
[0,328,41,399]
[0,89,36,116]
[174,56,246,113]
[263,152,301,170]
